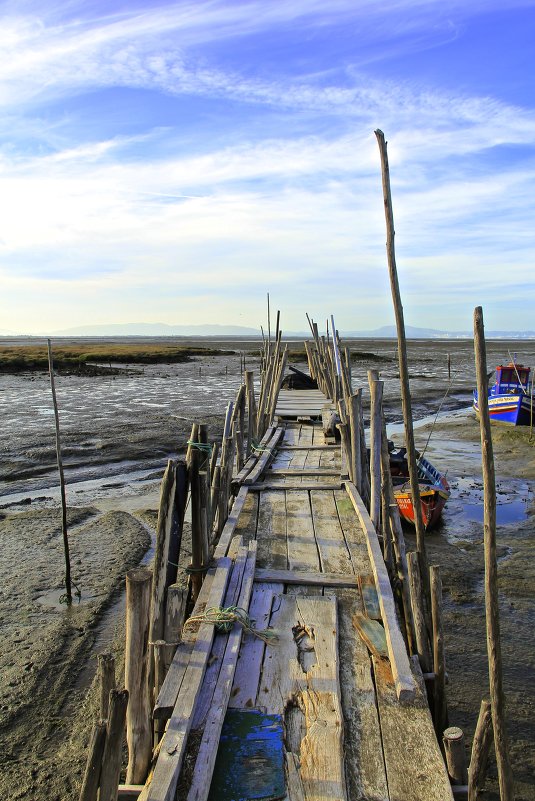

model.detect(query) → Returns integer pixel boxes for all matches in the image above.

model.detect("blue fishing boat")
[473,361,534,425]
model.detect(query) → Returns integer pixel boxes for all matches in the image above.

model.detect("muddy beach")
[0,337,534,800]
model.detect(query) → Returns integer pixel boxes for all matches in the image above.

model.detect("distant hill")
[2,322,534,339]
[48,322,262,337]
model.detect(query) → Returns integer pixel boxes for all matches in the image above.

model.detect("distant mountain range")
[2,322,535,339]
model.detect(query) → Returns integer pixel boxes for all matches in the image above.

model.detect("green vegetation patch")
[0,344,236,373]
[350,350,393,363]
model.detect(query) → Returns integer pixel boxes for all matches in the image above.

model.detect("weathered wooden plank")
[333,490,370,573]
[310,490,353,575]
[229,581,283,709]
[187,542,258,801]
[256,489,288,570]
[352,612,388,660]
[267,468,339,476]
[233,426,275,485]
[192,545,248,729]
[374,655,454,801]
[254,567,358,588]
[249,482,342,491]
[154,562,222,721]
[358,574,381,620]
[257,595,347,801]
[337,589,389,801]
[345,481,416,702]
[278,445,338,451]
[286,490,320,573]
[243,427,285,485]
[213,486,250,559]
[225,491,258,556]
[145,558,233,801]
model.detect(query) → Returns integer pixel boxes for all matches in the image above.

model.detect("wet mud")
[0,338,534,799]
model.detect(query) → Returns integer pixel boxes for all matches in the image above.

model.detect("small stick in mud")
[47,338,72,605]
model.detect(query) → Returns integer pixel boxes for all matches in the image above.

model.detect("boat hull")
[473,391,534,426]
[394,485,449,529]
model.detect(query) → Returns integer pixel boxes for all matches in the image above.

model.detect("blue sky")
[1,0,534,334]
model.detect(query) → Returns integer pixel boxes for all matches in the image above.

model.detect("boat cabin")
[492,363,530,396]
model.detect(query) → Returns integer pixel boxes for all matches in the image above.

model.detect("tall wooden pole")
[47,339,72,604]
[473,306,514,801]
[374,130,428,575]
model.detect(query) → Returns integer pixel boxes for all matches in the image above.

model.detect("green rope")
[187,440,213,454]
[183,606,278,645]
[251,441,273,455]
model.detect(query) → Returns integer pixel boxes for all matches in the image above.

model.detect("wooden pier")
[81,332,462,801]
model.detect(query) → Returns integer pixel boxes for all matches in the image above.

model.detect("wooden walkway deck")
[145,391,454,801]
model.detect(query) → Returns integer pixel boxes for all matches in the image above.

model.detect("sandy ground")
[0,342,533,799]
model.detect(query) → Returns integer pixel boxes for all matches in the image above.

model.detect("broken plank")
[345,481,416,702]
[358,574,381,620]
[187,542,258,801]
[337,589,389,801]
[257,594,347,801]
[145,558,233,801]
[352,613,388,660]
[374,655,454,801]
[254,567,358,588]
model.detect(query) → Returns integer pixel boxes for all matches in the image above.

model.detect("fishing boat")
[473,361,534,426]
[388,444,450,529]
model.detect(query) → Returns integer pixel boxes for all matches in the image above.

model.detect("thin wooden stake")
[125,568,152,785]
[79,720,107,801]
[97,653,116,720]
[468,698,493,801]
[374,131,428,577]
[47,339,72,604]
[473,306,514,801]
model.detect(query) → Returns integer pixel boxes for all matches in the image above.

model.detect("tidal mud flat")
[0,337,534,800]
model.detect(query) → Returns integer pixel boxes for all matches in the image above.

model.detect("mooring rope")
[187,440,213,454]
[251,441,273,455]
[182,605,278,645]
[419,379,452,462]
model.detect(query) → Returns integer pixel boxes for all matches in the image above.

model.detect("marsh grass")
[0,344,235,373]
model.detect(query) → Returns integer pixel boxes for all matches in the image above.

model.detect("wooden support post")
[99,689,129,801]
[79,721,107,801]
[125,568,152,785]
[430,564,448,738]
[189,442,203,602]
[348,391,363,494]
[368,375,383,531]
[374,130,428,582]
[149,460,178,655]
[407,552,432,673]
[97,653,116,720]
[47,339,72,604]
[443,727,468,786]
[245,370,256,457]
[468,699,493,801]
[473,306,514,801]
[164,584,188,658]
